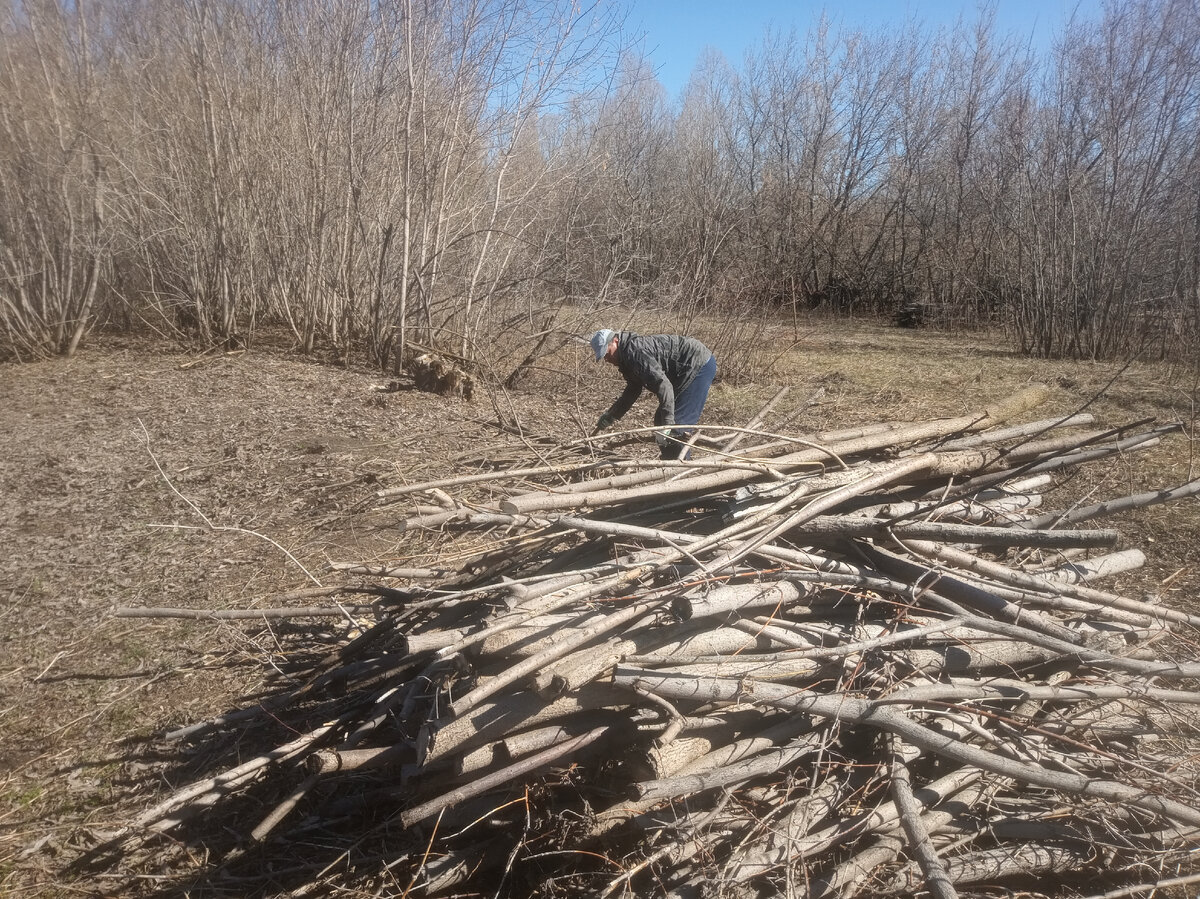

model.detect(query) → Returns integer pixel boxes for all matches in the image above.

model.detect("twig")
[138,419,321,586]
[889,736,959,899]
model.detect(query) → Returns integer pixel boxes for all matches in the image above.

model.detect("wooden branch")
[308,745,406,774]
[706,454,945,575]
[425,555,669,662]
[795,515,1119,548]
[1040,549,1146,584]
[949,426,1174,496]
[795,767,984,860]
[905,540,1200,628]
[501,386,1051,514]
[856,491,1045,523]
[889,737,960,899]
[720,385,790,453]
[720,778,845,881]
[1024,477,1200,529]
[132,720,341,831]
[447,593,676,719]
[249,771,319,843]
[400,628,470,656]
[616,673,1200,828]
[375,460,602,499]
[531,638,631,697]
[876,678,1200,709]
[400,726,609,827]
[457,722,615,776]
[326,563,447,579]
[932,412,1095,449]
[635,734,822,801]
[1078,870,1200,899]
[887,844,1094,891]
[420,683,627,764]
[863,544,1085,645]
[475,611,591,658]
[629,657,824,684]
[672,580,815,621]
[115,605,379,620]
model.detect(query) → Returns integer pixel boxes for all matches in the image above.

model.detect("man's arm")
[607,377,644,421]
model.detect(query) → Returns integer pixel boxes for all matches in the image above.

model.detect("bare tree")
[1006,0,1200,358]
[923,8,1032,328]
[3,0,1198,366]
[0,0,107,359]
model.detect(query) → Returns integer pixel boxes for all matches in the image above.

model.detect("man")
[589,328,717,460]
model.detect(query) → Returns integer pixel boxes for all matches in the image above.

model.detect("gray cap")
[590,329,616,361]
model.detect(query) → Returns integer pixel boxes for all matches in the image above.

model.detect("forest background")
[2,0,1198,375]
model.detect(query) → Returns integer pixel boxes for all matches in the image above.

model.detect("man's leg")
[664,355,717,460]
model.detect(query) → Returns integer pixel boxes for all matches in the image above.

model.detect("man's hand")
[653,427,671,448]
[594,412,616,434]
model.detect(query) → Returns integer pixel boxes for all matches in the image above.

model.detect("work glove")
[653,427,672,449]
[594,411,616,434]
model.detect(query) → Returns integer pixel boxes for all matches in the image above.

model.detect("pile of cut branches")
[111,385,1200,899]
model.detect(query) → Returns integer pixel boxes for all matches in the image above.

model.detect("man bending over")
[589,328,717,461]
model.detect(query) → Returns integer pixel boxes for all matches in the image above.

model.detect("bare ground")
[1,323,1197,896]
[0,337,529,895]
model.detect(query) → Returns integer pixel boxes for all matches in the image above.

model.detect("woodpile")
[115,385,1200,898]
[407,350,476,399]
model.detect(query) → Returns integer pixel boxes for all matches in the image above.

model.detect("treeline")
[2,0,1198,370]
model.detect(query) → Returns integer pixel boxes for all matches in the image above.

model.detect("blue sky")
[627,0,1103,98]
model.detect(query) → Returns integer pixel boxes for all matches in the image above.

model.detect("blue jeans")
[663,355,717,460]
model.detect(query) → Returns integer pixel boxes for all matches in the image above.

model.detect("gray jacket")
[604,332,714,427]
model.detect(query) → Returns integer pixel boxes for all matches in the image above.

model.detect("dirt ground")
[0,337,558,896]
[1,324,1197,897]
